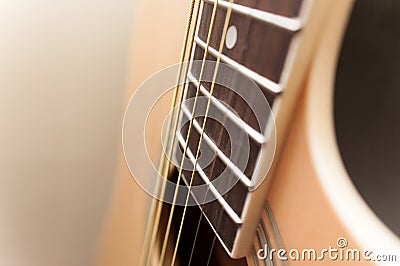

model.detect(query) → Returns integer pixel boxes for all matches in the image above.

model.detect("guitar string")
[204,117,247,265]
[188,59,241,266]
[191,9,256,263]
[191,114,238,265]
[188,84,241,265]
[157,1,220,264]
[206,236,217,266]
[157,1,217,263]
[191,108,242,265]
[187,209,203,265]
[187,116,232,265]
[145,2,201,264]
[171,1,235,264]
[140,0,199,264]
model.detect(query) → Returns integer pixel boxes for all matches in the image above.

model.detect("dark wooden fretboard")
[174,0,304,257]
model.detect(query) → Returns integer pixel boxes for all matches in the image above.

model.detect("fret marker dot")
[225,25,237,49]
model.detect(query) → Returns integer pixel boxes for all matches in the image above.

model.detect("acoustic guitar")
[97,0,400,265]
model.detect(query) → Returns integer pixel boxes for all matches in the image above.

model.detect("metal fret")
[180,103,252,188]
[204,0,302,32]
[187,72,267,144]
[176,132,243,225]
[194,36,283,93]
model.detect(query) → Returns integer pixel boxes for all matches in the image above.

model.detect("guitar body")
[97,0,400,265]
[254,1,400,265]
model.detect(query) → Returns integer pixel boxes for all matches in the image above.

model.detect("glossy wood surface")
[95,1,188,265]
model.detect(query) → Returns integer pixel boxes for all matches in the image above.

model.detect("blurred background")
[0,1,136,265]
[0,0,188,265]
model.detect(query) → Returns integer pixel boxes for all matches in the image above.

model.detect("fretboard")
[174,0,305,258]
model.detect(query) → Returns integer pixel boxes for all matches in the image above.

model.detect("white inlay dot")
[225,25,238,49]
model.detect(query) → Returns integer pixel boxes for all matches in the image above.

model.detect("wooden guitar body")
[259,1,400,265]
[96,1,400,265]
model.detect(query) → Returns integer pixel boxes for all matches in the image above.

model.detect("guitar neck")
[172,0,307,258]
